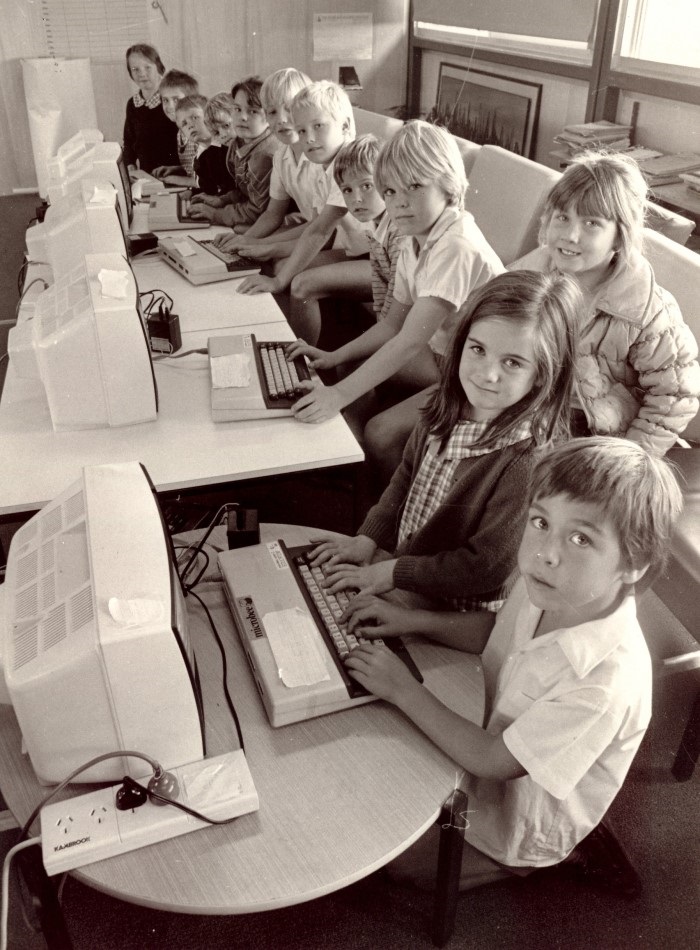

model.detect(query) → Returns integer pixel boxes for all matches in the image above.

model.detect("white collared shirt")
[463,578,652,867]
[392,205,503,356]
[269,144,331,222]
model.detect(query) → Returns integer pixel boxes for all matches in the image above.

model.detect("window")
[614,0,700,83]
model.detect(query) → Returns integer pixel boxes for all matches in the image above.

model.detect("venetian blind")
[40,0,149,62]
[414,0,599,44]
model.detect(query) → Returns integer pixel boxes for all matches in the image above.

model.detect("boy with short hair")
[344,437,683,892]
[175,95,234,197]
[236,80,362,330]
[284,134,403,344]
[153,69,200,179]
[189,77,280,229]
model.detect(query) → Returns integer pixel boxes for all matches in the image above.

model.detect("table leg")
[16,844,73,950]
[672,687,700,782]
[431,787,469,947]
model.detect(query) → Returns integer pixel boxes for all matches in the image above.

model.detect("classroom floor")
[1,195,698,950]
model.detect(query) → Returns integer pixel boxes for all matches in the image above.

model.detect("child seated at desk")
[152,69,200,181]
[174,94,237,197]
[344,436,683,893]
[307,270,579,611]
[285,121,503,449]
[234,80,363,320]
[189,78,280,229]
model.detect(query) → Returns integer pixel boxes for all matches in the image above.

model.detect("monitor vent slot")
[40,540,55,573]
[16,584,39,621]
[16,549,38,589]
[70,587,94,632]
[13,624,39,670]
[42,604,67,651]
[14,519,38,550]
[41,572,56,610]
[40,506,63,541]
[64,490,84,525]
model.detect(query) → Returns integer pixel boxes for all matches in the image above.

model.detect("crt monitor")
[0,461,205,785]
[8,251,158,431]
[26,179,128,281]
[47,132,132,231]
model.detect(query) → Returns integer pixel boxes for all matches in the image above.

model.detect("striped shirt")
[368,212,403,322]
[398,418,532,611]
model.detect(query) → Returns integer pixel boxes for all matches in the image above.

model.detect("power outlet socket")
[40,750,258,875]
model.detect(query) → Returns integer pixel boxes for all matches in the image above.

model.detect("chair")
[352,107,403,141]
[641,227,700,780]
[646,201,695,246]
[464,145,562,265]
[452,135,482,177]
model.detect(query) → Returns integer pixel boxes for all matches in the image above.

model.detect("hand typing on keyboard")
[340,594,416,639]
[321,559,397,598]
[345,641,416,705]
[308,534,378,569]
[285,340,337,372]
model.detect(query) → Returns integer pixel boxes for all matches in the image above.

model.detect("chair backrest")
[646,202,695,246]
[352,107,403,141]
[464,145,561,265]
[452,135,482,176]
[643,227,700,442]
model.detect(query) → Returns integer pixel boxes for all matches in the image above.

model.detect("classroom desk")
[0,242,363,516]
[0,523,484,924]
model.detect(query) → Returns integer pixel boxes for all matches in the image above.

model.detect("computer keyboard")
[283,543,423,698]
[256,341,311,402]
[196,239,260,273]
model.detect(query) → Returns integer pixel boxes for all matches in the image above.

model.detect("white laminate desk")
[0,523,484,922]
[0,234,363,516]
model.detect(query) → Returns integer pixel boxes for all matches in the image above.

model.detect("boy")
[175,95,235,197]
[189,77,280,229]
[285,134,403,345]
[344,437,683,892]
[152,69,199,180]
[236,80,360,331]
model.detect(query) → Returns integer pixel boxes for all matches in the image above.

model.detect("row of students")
[120,50,696,896]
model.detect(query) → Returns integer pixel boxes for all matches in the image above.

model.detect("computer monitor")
[0,461,206,785]
[47,131,133,231]
[26,179,128,280]
[8,252,158,431]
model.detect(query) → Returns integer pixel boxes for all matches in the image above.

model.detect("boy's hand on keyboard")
[152,164,182,179]
[190,193,226,207]
[188,203,216,221]
[290,381,345,422]
[214,232,248,251]
[345,642,415,704]
[308,534,377,568]
[237,274,281,295]
[341,594,413,639]
[322,559,396,597]
[235,244,276,261]
[285,340,336,371]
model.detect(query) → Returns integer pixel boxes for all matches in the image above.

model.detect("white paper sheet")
[263,608,331,688]
[313,13,373,61]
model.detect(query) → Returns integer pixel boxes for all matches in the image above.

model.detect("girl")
[308,270,580,611]
[122,44,178,174]
[286,121,503,447]
[189,78,279,229]
[510,150,699,455]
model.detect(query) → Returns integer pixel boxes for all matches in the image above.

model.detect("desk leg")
[431,788,468,947]
[672,687,700,782]
[17,844,73,950]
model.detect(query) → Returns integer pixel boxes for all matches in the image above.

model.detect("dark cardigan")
[359,421,536,604]
[123,98,179,173]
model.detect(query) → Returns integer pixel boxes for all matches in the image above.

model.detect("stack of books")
[679,170,700,194]
[636,153,700,187]
[554,120,633,155]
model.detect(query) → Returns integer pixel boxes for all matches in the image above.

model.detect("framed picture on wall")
[432,63,542,159]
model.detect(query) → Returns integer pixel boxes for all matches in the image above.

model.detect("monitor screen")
[1,461,205,784]
[8,252,158,430]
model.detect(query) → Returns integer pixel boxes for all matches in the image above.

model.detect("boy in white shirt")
[235,80,364,335]
[343,437,682,894]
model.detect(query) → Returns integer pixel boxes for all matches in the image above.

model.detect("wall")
[0,0,409,195]
[618,92,700,156]
[419,49,588,168]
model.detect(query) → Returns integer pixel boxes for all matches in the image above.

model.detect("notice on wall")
[313,12,373,61]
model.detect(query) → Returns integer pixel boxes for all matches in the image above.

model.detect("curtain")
[414,0,599,44]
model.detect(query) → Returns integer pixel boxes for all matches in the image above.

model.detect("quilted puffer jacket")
[511,246,700,454]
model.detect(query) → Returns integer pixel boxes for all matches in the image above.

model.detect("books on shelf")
[554,120,633,155]
[679,170,700,194]
[637,153,700,187]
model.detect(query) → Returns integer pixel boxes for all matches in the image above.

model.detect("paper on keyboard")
[210,353,252,388]
[263,607,331,687]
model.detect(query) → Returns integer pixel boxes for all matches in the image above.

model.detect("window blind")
[414,0,599,44]
[40,0,148,62]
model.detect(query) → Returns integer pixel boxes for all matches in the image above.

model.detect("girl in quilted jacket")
[511,151,699,455]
